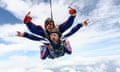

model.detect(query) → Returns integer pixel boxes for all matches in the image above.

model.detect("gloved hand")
[23,11,32,23]
[69,7,76,16]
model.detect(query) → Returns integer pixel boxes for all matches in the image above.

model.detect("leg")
[40,45,49,60]
[63,40,72,54]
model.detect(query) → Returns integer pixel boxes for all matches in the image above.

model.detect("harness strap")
[46,41,65,57]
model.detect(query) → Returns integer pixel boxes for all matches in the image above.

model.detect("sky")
[0,0,120,72]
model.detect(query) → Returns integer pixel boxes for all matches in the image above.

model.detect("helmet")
[50,28,61,38]
[44,18,55,29]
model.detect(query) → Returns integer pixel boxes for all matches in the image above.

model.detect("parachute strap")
[54,26,62,37]
[47,41,64,54]
[54,42,64,52]
[49,0,53,20]
[44,31,50,40]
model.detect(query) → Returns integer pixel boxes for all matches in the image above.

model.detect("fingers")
[16,31,20,35]
[16,31,20,36]
[16,31,23,37]
[68,6,72,9]
[86,19,89,21]
[26,11,31,16]
[82,19,90,26]
[85,19,90,24]
[69,7,76,15]
[24,12,32,23]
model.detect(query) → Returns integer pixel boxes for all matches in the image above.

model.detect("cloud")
[50,55,120,72]
[0,0,69,25]
[0,0,30,19]
[0,55,120,72]
[0,24,41,55]
[116,68,120,72]
[85,64,107,72]
[0,0,120,72]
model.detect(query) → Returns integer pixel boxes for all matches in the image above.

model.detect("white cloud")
[116,68,120,72]
[0,0,69,25]
[0,0,30,19]
[68,28,120,50]
[0,53,120,72]
[60,67,76,72]
[0,24,41,55]
[0,0,120,72]
[89,0,116,19]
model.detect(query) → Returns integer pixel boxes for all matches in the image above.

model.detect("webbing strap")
[49,0,53,20]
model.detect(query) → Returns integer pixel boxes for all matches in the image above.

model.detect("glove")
[69,7,76,16]
[23,15,32,23]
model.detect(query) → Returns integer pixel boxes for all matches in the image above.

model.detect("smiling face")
[45,21,54,33]
[44,18,55,33]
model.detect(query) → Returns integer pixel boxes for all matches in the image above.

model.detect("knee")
[67,51,72,54]
[64,48,72,54]
[40,56,47,60]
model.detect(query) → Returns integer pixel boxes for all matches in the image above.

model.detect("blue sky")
[0,0,120,72]
[0,7,21,24]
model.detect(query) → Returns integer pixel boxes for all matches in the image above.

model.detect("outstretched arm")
[59,7,76,33]
[63,19,89,38]
[16,31,46,41]
[24,11,46,37]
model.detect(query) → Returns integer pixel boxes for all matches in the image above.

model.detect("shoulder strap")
[48,41,64,53]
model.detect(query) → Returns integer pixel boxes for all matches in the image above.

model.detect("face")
[50,33,59,42]
[46,22,54,32]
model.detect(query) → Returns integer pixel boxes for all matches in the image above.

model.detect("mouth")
[47,28,53,31]
[51,38,55,40]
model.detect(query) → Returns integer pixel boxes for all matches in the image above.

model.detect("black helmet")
[44,18,55,29]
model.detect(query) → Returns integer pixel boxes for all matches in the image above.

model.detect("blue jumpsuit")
[24,16,76,37]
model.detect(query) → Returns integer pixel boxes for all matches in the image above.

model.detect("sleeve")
[23,32,46,41]
[59,16,76,33]
[23,15,46,37]
[25,22,46,37]
[63,23,83,38]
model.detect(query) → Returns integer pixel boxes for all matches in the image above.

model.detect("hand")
[82,19,90,26]
[24,11,32,23]
[16,31,24,37]
[26,11,31,16]
[69,7,76,16]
